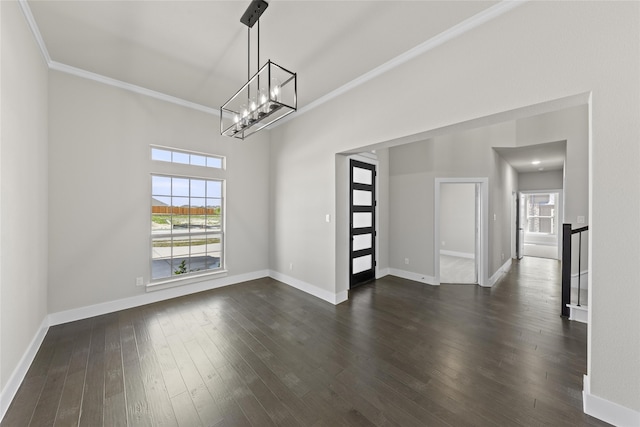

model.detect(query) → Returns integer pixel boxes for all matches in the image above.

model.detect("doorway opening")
[438,183,478,284]
[518,190,563,260]
[435,177,488,286]
[349,159,377,288]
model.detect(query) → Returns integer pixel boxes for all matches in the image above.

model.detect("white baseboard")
[49,270,270,326]
[268,270,348,305]
[583,375,640,426]
[440,249,475,259]
[567,304,588,324]
[388,268,437,286]
[571,270,589,289]
[486,258,512,287]
[1,269,281,422]
[376,267,390,279]
[0,317,49,421]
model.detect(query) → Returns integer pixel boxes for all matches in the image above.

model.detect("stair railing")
[561,224,589,317]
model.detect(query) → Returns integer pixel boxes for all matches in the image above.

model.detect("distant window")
[525,193,556,234]
[151,146,223,169]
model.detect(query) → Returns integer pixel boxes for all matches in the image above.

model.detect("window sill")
[146,269,228,292]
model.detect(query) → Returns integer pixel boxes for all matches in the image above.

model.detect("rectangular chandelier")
[220,60,297,140]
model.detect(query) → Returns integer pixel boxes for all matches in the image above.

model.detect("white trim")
[376,267,390,279]
[435,178,489,287]
[146,269,228,292]
[388,269,437,286]
[49,270,268,326]
[275,0,526,127]
[0,317,49,421]
[519,189,563,260]
[269,270,348,305]
[583,375,640,426]
[567,304,588,324]
[440,249,475,259]
[487,258,512,287]
[17,0,50,65]
[19,0,524,122]
[50,62,219,116]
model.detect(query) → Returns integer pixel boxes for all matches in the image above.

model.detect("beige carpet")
[440,254,476,284]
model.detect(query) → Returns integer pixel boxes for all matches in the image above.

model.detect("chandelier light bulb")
[258,88,269,117]
[271,78,281,104]
[240,104,249,128]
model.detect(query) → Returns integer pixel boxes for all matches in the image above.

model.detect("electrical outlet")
[404,258,409,265]
[135,276,144,286]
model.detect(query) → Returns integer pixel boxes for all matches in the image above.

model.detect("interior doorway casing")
[518,189,564,260]
[435,177,489,286]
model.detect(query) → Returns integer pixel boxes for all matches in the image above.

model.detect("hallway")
[2,258,607,426]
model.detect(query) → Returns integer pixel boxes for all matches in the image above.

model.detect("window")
[151,170,224,281]
[525,193,556,234]
[151,146,223,169]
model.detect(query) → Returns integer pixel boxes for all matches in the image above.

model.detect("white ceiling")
[27,0,499,109]
[494,141,567,173]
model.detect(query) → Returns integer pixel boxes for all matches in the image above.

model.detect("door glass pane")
[353,190,372,206]
[353,254,372,274]
[353,167,372,185]
[353,234,372,252]
[353,212,372,228]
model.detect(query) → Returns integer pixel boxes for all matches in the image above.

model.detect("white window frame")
[149,147,227,289]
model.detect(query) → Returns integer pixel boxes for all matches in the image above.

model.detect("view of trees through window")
[525,193,556,234]
[151,175,223,280]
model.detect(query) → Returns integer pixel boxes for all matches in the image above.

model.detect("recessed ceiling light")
[538,167,544,171]
[531,160,541,165]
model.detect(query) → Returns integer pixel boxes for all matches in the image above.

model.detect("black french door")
[349,159,376,288]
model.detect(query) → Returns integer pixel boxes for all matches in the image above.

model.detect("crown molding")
[274,0,527,127]
[18,0,50,65]
[19,0,525,123]
[18,0,218,116]
[49,61,219,116]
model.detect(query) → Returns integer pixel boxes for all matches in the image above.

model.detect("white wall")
[47,71,270,313]
[0,0,49,393]
[440,183,476,256]
[388,141,435,277]
[516,105,588,225]
[269,1,640,415]
[518,170,563,191]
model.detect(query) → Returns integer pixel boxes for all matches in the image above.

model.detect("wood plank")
[2,258,611,427]
[119,313,153,426]
[103,314,127,427]
[79,317,107,427]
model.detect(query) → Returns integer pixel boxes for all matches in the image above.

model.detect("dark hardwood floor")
[2,257,609,426]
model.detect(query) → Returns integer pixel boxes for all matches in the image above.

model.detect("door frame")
[434,177,488,286]
[347,154,379,288]
[518,189,564,260]
[349,158,377,288]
